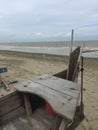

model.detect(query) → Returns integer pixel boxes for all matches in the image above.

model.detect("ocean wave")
[0,45,98,58]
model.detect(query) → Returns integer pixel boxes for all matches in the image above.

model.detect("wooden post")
[59,118,70,130]
[67,29,74,80]
[70,29,74,53]
[0,74,1,84]
[23,94,32,117]
[80,56,85,119]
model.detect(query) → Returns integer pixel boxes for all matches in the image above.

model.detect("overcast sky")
[0,0,98,42]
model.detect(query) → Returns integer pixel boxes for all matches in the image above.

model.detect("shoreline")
[0,42,98,59]
[0,50,98,60]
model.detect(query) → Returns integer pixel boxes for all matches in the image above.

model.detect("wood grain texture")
[23,94,32,117]
[59,118,70,130]
[0,95,23,117]
[0,91,25,125]
[0,106,25,125]
[14,74,81,120]
[0,91,17,102]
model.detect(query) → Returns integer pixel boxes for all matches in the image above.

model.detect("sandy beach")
[0,51,98,130]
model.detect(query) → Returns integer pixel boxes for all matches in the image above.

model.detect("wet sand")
[0,51,98,130]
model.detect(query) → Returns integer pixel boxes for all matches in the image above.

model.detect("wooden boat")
[0,46,84,130]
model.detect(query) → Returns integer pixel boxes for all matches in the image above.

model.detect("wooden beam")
[59,118,70,130]
[23,94,32,117]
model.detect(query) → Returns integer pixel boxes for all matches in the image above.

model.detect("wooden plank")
[33,74,80,91]
[14,77,80,120]
[0,94,22,106]
[0,95,23,117]
[23,94,32,117]
[21,81,78,105]
[14,84,75,120]
[59,118,70,130]
[55,47,81,130]
[0,91,18,102]
[0,106,25,125]
[31,74,80,99]
[17,81,78,107]
[67,46,80,81]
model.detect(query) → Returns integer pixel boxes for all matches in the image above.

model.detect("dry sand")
[0,51,98,130]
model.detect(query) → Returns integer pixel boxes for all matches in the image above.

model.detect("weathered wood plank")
[21,81,78,105]
[32,74,80,90]
[0,95,23,117]
[14,75,81,120]
[0,91,18,102]
[67,46,80,81]
[58,47,81,130]
[59,118,70,130]
[31,74,80,99]
[23,94,32,117]
[16,81,78,105]
[0,94,22,106]
[0,106,25,125]
[15,84,75,120]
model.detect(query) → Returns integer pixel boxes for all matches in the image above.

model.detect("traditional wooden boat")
[0,46,84,130]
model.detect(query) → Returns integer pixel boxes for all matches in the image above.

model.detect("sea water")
[0,41,98,58]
